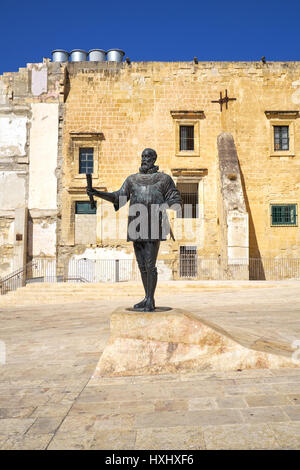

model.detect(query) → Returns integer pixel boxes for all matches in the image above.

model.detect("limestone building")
[1,53,300,283]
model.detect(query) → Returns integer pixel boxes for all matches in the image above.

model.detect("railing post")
[115,259,120,283]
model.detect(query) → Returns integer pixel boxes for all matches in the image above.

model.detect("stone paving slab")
[0,285,300,449]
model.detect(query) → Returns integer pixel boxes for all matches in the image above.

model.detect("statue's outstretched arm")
[86,188,116,204]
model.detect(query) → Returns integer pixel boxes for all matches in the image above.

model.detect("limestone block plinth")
[92,307,300,378]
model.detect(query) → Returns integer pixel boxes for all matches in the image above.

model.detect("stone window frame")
[171,169,207,220]
[64,189,102,246]
[69,132,103,180]
[265,111,299,157]
[170,111,205,158]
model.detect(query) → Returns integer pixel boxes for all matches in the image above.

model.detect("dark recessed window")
[79,148,94,174]
[176,183,198,218]
[179,245,197,277]
[75,201,97,215]
[180,126,194,151]
[274,126,289,151]
[271,204,297,226]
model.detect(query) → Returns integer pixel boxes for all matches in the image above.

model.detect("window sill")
[269,153,295,158]
[176,151,199,158]
[74,173,97,180]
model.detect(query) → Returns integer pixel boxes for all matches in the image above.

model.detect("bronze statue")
[86,148,182,311]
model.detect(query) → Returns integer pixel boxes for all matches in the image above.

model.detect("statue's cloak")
[112,167,182,242]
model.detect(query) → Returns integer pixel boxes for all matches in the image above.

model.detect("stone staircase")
[0,280,286,307]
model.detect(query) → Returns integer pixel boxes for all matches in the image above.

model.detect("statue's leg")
[143,241,160,312]
[133,241,148,309]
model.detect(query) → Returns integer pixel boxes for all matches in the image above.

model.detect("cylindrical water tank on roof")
[51,50,69,62]
[70,50,88,62]
[106,49,125,62]
[88,49,106,61]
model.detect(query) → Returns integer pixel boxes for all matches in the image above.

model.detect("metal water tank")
[88,49,106,61]
[51,50,69,62]
[70,50,88,62]
[106,49,125,62]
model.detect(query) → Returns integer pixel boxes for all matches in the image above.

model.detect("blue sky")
[1,0,300,74]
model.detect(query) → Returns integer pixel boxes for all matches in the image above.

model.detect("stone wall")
[60,60,300,276]
[1,58,300,281]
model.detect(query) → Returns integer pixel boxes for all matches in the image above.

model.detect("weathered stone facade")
[0,61,63,277]
[1,59,300,280]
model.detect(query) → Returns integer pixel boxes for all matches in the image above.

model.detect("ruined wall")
[217,132,249,279]
[0,62,63,277]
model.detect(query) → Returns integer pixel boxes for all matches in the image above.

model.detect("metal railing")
[67,258,141,283]
[0,260,39,295]
[0,259,91,295]
[2,256,300,295]
[178,256,300,280]
[0,258,140,295]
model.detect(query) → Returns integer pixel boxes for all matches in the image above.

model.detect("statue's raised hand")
[86,187,97,197]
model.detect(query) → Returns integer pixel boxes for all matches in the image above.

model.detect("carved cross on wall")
[211,89,236,111]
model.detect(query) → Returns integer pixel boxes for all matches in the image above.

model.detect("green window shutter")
[75,201,97,215]
[271,204,297,226]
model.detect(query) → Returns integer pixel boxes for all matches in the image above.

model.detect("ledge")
[69,132,104,138]
[170,110,205,119]
[67,185,107,194]
[269,153,295,158]
[265,110,299,119]
[171,168,208,177]
[0,105,30,115]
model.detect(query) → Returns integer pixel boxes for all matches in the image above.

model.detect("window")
[179,246,197,277]
[79,148,94,174]
[180,126,194,151]
[75,201,97,215]
[264,111,297,157]
[170,111,204,157]
[271,204,297,226]
[176,183,198,218]
[274,126,289,151]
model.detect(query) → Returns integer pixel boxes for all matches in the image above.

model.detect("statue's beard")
[139,162,159,174]
[141,162,152,170]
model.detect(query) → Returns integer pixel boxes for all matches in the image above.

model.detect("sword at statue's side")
[169,226,175,242]
[86,173,96,210]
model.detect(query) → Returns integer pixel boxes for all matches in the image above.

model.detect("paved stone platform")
[0,282,300,449]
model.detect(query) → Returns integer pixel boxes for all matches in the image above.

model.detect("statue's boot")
[143,269,157,312]
[133,270,148,309]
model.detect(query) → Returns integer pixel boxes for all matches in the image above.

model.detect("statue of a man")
[87,148,182,311]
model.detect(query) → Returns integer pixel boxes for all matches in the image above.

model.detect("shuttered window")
[75,201,97,215]
[271,204,297,226]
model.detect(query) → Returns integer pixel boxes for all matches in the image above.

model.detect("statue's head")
[141,148,157,171]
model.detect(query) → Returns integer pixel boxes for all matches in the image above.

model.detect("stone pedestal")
[92,307,299,378]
